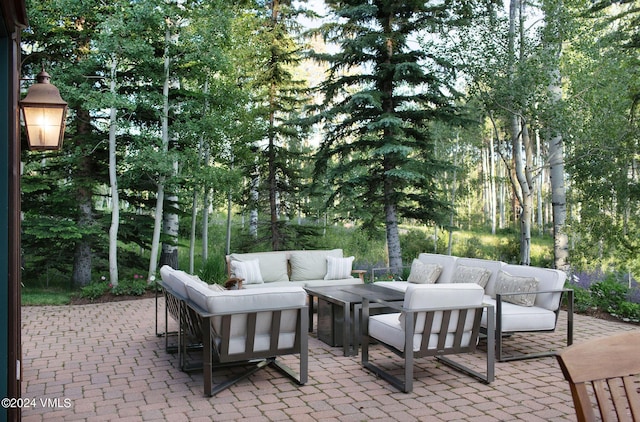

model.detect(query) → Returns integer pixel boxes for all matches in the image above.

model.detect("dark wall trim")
[0,1,27,422]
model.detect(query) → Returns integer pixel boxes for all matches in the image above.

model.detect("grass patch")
[22,287,73,306]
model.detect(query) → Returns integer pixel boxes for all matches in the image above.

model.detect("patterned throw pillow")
[324,256,355,280]
[407,259,442,284]
[230,259,263,285]
[494,270,539,307]
[451,265,491,288]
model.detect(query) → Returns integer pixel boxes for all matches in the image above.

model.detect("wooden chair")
[556,331,640,422]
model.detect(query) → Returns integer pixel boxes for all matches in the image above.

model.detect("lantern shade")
[19,70,68,151]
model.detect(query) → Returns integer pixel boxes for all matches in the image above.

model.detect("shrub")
[111,277,148,296]
[589,275,629,312]
[570,285,596,313]
[79,281,110,301]
[610,301,640,323]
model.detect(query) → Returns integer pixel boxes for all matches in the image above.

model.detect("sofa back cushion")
[160,265,208,299]
[417,253,458,283]
[452,258,503,296]
[229,252,289,283]
[501,264,566,310]
[289,249,343,281]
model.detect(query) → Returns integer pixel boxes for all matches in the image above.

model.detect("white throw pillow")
[451,265,491,289]
[230,259,263,285]
[407,259,442,284]
[494,270,539,306]
[324,256,355,280]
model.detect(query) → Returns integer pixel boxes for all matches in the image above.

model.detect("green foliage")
[197,255,228,285]
[110,277,148,296]
[589,276,629,312]
[400,230,435,264]
[570,286,596,314]
[79,282,111,301]
[569,274,640,323]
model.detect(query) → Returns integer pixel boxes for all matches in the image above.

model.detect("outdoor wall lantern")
[19,68,68,151]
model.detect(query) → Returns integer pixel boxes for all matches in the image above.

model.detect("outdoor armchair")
[361,283,494,393]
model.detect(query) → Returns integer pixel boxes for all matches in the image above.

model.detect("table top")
[304,283,404,304]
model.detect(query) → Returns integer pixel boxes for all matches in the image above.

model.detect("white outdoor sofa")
[225,249,366,288]
[158,265,308,396]
[374,253,574,361]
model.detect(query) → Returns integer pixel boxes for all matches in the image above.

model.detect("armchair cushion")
[397,283,485,332]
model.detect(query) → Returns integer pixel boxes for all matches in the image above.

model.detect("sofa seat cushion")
[229,252,289,283]
[481,297,557,332]
[304,278,362,288]
[243,280,307,289]
[289,249,343,281]
[373,281,410,292]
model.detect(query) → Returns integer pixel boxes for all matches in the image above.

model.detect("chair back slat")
[418,312,436,350]
[270,310,282,352]
[623,376,640,420]
[436,311,453,351]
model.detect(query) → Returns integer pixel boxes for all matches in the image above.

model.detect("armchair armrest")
[351,269,367,282]
[492,288,573,362]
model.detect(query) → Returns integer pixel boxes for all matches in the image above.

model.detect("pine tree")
[311,1,490,273]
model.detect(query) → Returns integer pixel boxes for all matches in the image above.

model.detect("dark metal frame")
[489,288,574,362]
[361,297,495,393]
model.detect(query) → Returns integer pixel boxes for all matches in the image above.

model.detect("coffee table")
[305,284,404,356]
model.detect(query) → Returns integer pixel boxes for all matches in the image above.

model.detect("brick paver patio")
[21,297,639,421]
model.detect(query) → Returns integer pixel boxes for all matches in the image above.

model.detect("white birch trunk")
[202,144,211,261]
[447,135,458,256]
[489,131,497,234]
[147,26,171,282]
[189,189,198,274]
[249,167,259,238]
[546,1,569,271]
[108,57,119,286]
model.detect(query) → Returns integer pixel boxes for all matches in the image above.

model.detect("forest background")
[19,0,640,311]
